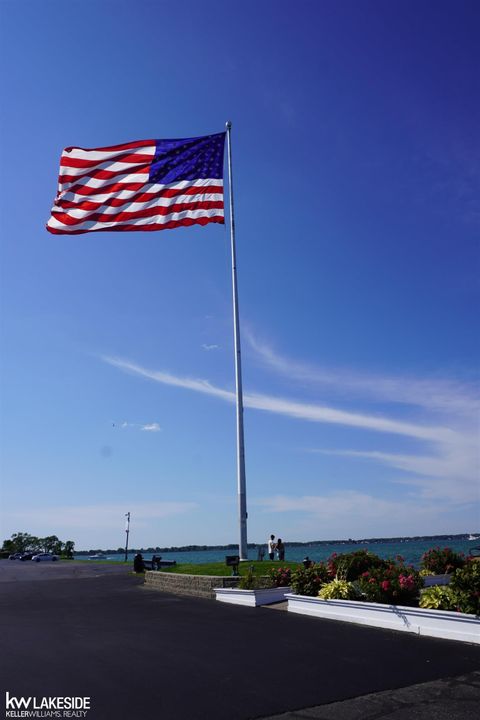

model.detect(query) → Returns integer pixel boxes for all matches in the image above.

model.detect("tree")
[41,535,62,554]
[62,541,75,558]
[8,533,40,553]
[2,532,73,556]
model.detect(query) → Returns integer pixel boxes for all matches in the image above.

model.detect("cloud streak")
[141,423,161,432]
[102,355,454,443]
[116,421,162,432]
[252,491,474,539]
[313,447,478,503]
[101,351,478,512]
[244,331,480,419]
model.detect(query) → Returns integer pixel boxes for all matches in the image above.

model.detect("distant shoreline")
[76,532,478,555]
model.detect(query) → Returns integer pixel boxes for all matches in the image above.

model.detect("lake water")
[75,537,478,569]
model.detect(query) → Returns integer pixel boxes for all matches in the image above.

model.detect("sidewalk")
[258,671,480,719]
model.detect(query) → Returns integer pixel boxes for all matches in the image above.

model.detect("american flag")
[46,132,226,234]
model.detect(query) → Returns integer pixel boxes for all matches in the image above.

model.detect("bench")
[143,559,177,570]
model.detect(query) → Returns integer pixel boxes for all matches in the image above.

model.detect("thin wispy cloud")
[102,355,454,443]
[105,357,234,403]
[101,350,479,515]
[252,491,470,539]
[241,331,479,508]
[202,344,220,351]
[313,448,478,504]
[255,491,434,519]
[141,423,161,432]
[244,330,480,419]
[115,421,161,432]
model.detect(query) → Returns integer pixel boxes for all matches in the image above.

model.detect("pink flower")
[381,580,390,591]
[399,574,414,590]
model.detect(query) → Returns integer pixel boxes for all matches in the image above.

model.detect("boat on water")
[468,535,479,541]
[88,554,108,560]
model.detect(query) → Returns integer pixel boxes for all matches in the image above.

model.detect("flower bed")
[421,546,465,575]
[285,549,479,642]
[285,594,480,644]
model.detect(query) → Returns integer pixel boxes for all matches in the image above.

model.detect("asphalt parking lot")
[1,561,479,720]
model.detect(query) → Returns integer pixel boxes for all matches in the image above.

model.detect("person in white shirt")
[267,534,276,560]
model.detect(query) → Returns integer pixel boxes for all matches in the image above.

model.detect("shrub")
[419,585,458,611]
[318,579,358,600]
[238,566,260,590]
[449,560,480,616]
[358,561,423,606]
[290,563,330,596]
[268,566,292,588]
[421,547,465,575]
[326,549,387,581]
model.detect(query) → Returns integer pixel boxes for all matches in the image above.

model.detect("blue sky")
[0,0,478,550]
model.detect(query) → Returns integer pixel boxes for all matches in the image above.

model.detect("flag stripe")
[56,190,224,213]
[60,178,149,197]
[59,163,152,184]
[57,183,223,209]
[47,209,224,234]
[51,199,225,226]
[63,139,156,156]
[60,150,155,169]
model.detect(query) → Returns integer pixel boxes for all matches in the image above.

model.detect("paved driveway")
[1,562,479,720]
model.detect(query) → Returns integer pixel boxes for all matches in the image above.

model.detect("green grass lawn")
[160,560,303,576]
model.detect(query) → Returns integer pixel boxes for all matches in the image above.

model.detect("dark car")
[19,553,35,561]
[8,553,23,560]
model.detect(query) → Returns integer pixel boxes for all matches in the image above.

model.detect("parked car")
[19,553,35,561]
[8,552,23,560]
[31,553,59,562]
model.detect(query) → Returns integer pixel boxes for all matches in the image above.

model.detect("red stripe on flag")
[63,139,156,153]
[60,152,154,169]
[51,200,225,226]
[59,163,151,185]
[46,215,224,235]
[61,181,146,198]
[57,185,223,211]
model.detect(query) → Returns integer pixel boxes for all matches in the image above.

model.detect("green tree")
[2,539,15,555]
[62,541,75,558]
[9,532,40,553]
[40,535,62,553]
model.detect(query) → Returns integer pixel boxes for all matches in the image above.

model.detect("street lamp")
[124,512,130,562]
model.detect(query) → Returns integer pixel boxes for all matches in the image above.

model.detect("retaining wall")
[144,571,241,599]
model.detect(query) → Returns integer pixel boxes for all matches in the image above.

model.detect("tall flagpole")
[226,121,248,561]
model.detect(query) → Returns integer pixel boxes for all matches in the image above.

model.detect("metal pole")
[124,512,130,562]
[225,121,248,560]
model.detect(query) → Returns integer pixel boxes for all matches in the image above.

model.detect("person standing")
[276,538,285,561]
[267,534,276,561]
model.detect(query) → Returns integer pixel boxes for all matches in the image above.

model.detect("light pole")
[124,512,130,562]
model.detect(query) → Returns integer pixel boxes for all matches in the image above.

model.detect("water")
[75,537,477,568]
